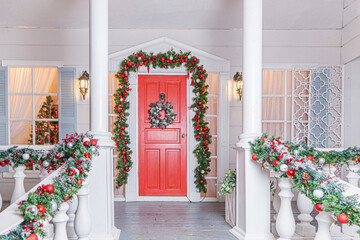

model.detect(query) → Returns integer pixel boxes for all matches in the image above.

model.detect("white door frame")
[108,37,230,202]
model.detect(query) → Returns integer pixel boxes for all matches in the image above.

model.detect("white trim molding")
[1,60,64,68]
[109,37,230,202]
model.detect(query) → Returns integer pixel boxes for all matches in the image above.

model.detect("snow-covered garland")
[251,134,360,227]
[113,50,212,192]
[0,133,98,240]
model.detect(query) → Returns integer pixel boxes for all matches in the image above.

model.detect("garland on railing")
[251,133,360,228]
[218,169,236,196]
[0,133,98,240]
[113,50,212,192]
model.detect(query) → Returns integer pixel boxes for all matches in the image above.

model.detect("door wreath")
[114,50,212,193]
[148,93,177,129]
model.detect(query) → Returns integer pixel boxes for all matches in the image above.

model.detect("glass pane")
[10,96,32,119]
[206,74,218,95]
[206,97,217,115]
[34,68,58,93]
[263,71,285,95]
[286,123,292,141]
[35,96,58,119]
[108,73,119,94]
[209,137,217,156]
[263,123,284,139]
[287,97,292,121]
[114,180,125,197]
[204,117,217,136]
[10,121,32,144]
[35,121,59,145]
[208,158,217,177]
[109,95,116,114]
[9,68,32,93]
[201,179,217,197]
[287,71,292,95]
[263,97,284,120]
[108,116,116,133]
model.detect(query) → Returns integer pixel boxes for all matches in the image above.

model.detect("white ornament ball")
[201,170,205,174]
[83,137,90,143]
[25,205,38,215]
[90,146,97,153]
[50,200,58,211]
[196,79,201,83]
[280,164,289,172]
[313,189,324,199]
[42,161,50,168]
[294,150,300,156]
[294,161,301,167]
[67,142,74,148]
[22,153,30,160]
[319,158,326,164]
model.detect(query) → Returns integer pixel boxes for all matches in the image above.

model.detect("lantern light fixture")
[78,71,90,100]
[233,72,243,100]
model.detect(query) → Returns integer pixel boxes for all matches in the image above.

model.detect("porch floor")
[114,201,237,240]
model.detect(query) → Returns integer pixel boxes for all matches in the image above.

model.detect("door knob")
[181,134,186,138]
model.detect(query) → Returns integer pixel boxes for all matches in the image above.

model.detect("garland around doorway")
[113,50,212,193]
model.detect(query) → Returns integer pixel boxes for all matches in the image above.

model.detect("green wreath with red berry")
[113,50,212,193]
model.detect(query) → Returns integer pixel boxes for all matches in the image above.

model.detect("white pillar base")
[230,226,275,240]
[90,227,121,240]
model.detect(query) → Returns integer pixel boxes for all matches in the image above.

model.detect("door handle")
[181,134,186,138]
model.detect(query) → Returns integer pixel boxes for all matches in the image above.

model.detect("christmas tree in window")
[29,96,59,145]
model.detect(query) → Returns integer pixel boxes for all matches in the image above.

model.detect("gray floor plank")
[115,202,237,240]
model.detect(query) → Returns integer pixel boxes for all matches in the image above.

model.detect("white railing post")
[52,202,70,240]
[343,163,360,237]
[66,195,78,240]
[10,165,26,204]
[39,167,49,181]
[74,179,91,240]
[276,177,295,240]
[271,173,281,236]
[296,192,315,236]
[314,212,333,240]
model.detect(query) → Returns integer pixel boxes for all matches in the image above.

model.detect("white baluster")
[66,195,78,240]
[0,191,2,211]
[39,167,49,181]
[271,173,281,235]
[343,163,360,237]
[74,179,91,240]
[314,212,333,240]
[10,165,26,204]
[52,202,70,240]
[296,192,315,236]
[276,177,295,240]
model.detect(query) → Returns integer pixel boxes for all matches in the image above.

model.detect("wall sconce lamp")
[233,72,243,100]
[79,71,90,100]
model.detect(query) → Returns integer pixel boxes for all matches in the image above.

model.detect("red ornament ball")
[315,203,323,211]
[273,160,279,167]
[27,234,38,240]
[77,179,83,185]
[337,213,349,223]
[121,150,126,155]
[83,141,89,147]
[307,155,314,161]
[90,139,97,146]
[125,166,129,171]
[199,180,204,184]
[199,74,204,79]
[44,184,54,194]
[286,169,295,178]
[127,62,133,67]
[84,153,90,159]
[193,57,198,61]
[252,154,258,161]
[161,57,165,62]
[121,126,126,130]
[37,204,46,215]
[198,101,202,105]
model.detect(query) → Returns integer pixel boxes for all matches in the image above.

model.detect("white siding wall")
[342,0,360,64]
[0,27,342,199]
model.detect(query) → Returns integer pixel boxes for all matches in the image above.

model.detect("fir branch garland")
[0,133,98,240]
[113,50,212,192]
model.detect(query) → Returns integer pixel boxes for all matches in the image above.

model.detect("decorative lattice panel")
[292,66,343,148]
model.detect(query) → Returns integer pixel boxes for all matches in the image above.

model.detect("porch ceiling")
[0,0,343,30]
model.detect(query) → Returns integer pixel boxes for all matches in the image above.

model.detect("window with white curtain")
[262,70,292,141]
[9,68,59,145]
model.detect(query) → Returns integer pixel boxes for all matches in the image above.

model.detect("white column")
[66,195,78,240]
[295,192,315,236]
[52,202,70,240]
[230,1,272,238]
[88,0,120,239]
[10,165,26,204]
[276,177,295,240]
[75,180,91,240]
[314,212,333,240]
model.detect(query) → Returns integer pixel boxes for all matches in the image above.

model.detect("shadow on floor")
[114,201,237,240]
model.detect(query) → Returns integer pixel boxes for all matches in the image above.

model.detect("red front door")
[138,75,187,196]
